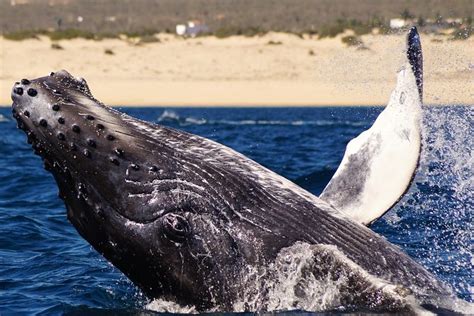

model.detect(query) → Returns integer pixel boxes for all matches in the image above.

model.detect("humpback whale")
[10,27,465,312]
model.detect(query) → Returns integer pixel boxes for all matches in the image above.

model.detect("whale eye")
[162,213,190,243]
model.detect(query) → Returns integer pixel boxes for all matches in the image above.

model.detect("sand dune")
[0,32,472,106]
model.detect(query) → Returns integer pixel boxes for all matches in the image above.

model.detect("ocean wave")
[0,114,10,123]
[0,106,472,313]
[157,110,368,127]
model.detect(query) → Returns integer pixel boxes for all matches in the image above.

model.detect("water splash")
[239,243,412,313]
[375,105,473,301]
[417,106,473,300]
[421,106,473,201]
[146,298,197,313]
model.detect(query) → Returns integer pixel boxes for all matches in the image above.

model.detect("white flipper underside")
[320,53,422,225]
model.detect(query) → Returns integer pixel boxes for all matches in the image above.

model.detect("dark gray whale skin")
[10,31,453,311]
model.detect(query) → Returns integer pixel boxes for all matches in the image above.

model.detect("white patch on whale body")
[320,64,422,225]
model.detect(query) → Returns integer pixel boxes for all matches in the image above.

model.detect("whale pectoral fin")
[320,27,423,225]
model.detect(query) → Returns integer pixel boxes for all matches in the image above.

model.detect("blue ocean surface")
[0,106,472,314]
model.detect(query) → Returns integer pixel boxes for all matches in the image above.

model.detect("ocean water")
[0,106,472,314]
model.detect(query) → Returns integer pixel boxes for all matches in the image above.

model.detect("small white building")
[10,0,30,5]
[445,18,463,24]
[176,24,187,36]
[176,21,209,37]
[390,19,407,29]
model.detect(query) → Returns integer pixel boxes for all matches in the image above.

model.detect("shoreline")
[1,33,472,107]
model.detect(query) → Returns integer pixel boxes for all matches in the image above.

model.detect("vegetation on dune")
[3,29,166,44]
[214,26,264,38]
[266,40,283,45]
[122,29,159,38]
[3,30,44,41]
[1,0,471,36]
[450,18,473,40]
[50,43,63,50]
[341,35,364,47]
[135,35,161,44]
[3,29,118,41]
[1,0,472,46]
[48,29,97,41]
[318,18,377,38]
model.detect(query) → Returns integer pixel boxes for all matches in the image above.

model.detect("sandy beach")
[0,32,473,106]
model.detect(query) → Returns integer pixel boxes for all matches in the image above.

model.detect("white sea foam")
[417,106,473,296]
[420,106,473,202]
[146,298,197,313]
[157,109,180,122]
[157,110,368,127]
[0,114,10,122]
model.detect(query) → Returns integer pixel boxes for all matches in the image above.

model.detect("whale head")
[10,70,253,309]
